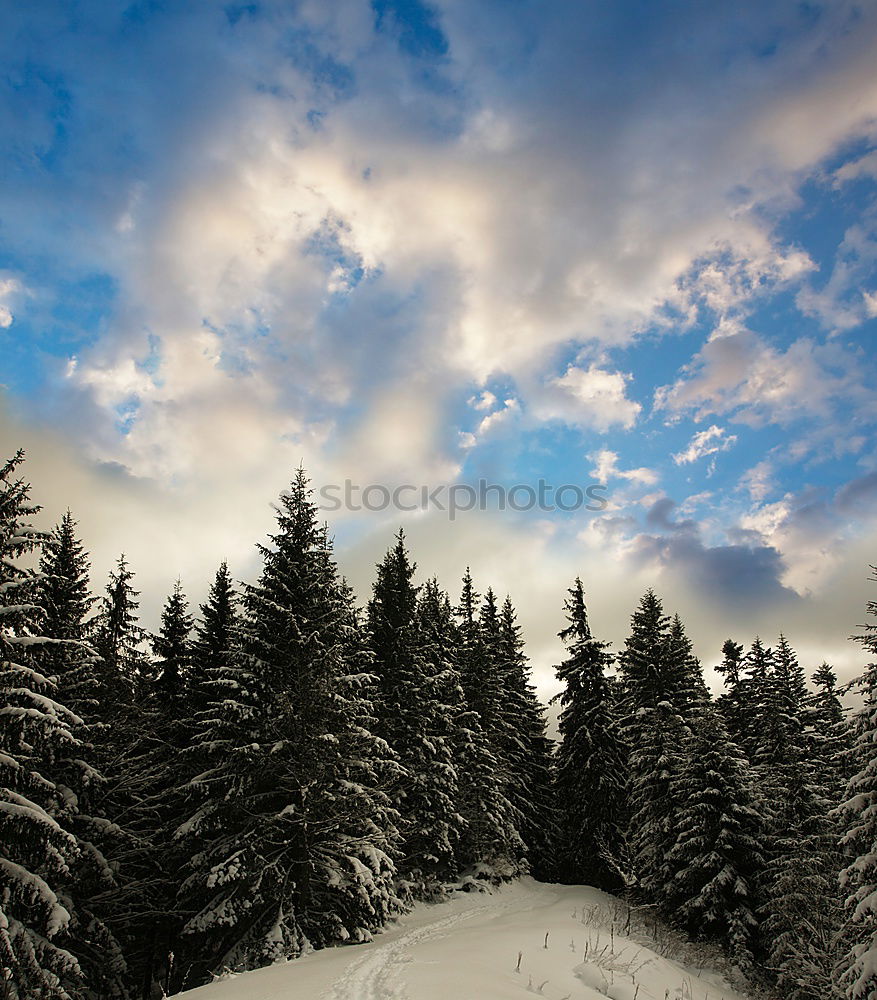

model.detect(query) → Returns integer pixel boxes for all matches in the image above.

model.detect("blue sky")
[2,0,877,694]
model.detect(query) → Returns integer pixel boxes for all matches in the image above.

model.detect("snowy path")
[324,906,490,1000]
[183,879,751,1000]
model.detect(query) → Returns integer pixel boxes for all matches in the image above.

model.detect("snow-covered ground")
[182,879,750,1000]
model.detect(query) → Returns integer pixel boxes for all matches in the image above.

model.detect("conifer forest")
[3,449,877,1000]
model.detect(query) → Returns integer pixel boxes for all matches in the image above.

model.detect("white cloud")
[834,151,877,185]
[796,220,877,332]
[739,460,774,502]
[0,277,23,329]
[655,327,870,434]
[536,364,641,432]
[673,425,737,465]
[476,397,520,436]
[470,390,497,411]
[588,448,658,486]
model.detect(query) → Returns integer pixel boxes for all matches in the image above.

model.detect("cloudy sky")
[2,0,877,701]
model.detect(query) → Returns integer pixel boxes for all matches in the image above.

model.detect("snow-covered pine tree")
[172,561,246,990]
[618,590,690,898]
[618,589,693,712]
[754,643,847,1000]
[477,590,518,785]
[187,561,238,738]
[36,510,129,998]
[809,661,853,792]
[498,596,555,878]
[151,580,193,710]
[736,636,775,762]
[0,451,85,997]
[87,560,174,1000]
[38,511,99,720]
[367,531,463,896]
[715,638,747,746]
[453,571,525,881]
[837,567,877,999]
[177,469,401,978]
[112,580,197,997]
[552,578,627,889]
[665,706,765,974]
[666,613,709,710]
[762,780,845,999]
[91,555,149,708]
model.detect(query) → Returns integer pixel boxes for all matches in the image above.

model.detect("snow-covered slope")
[182,879,750,1000]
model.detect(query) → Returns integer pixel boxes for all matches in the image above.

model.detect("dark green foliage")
[665,707,765,973]
[150,581,193,710]
[553,578,626,889]
[618,589,675,711]
[367,531,464,894]
[37,510,129,999]
[498,596,555,878]
[454,571,525,879]
[176,469,402,978]
[91,555,149,708]
[837,567,877,999]
[0,453,87,997]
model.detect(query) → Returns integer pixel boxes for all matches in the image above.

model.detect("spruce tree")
[553,578,626,889]
[736,636,775,762]
[619,590,690,896]
[188,561,239,732]
[454,572,524,880]
[88,559,170,1000]
[38,511,99,719]
[838,567,877,999]
[665,707,765,973]
[91,555,148,707]
[37,511,129,998]
[0,452,85,997]
[498,596,555,878]
[666,613,709,709]
[367,531,463,895]
[715,638,746,745]
[415,578,473,881]
[151,580,193,710]
[177,469,401,977]
[809,661,852,791]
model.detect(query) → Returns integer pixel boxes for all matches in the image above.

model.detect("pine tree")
[665,707,765,973]
[666,613,709,709]
[172,562,245,990]
[91,555,148,707]
[88,559,170,1000]
[0,451,85,997]
[736,636,775,762]
[553,578,626,889]
[453,571,524,880]
[619,590,691,897]
[177,469,401,978]
[754,646,846,1000]
[809,662,852,792]
[715,638,747,746]
[498,596,555,878]
[838,567,877,999]
[38,511,99,719]
[617,589,676,711]
[367,531,463,895]
[151,580,193,711]
[37,511,129,998]
[188,561,239,732]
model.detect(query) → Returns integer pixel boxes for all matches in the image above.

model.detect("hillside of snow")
[182,879,751,1000]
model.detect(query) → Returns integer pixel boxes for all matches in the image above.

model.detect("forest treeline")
[2,449,877,999]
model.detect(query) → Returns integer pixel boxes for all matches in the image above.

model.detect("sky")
[2,0,877,703]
